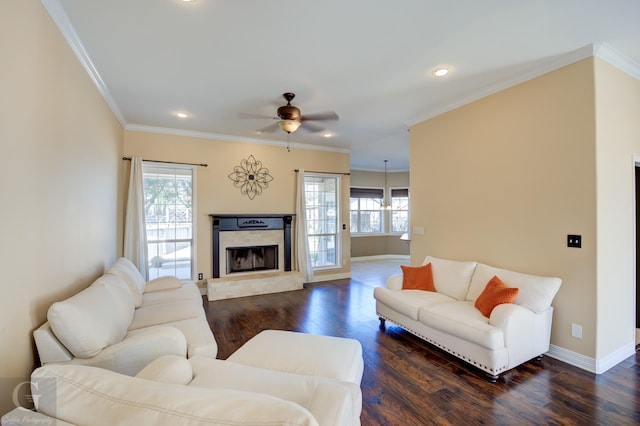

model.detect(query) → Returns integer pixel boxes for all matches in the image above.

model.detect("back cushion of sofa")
[106,257,146,307]
[93,274,136,323]
[467,263,562,313]
[47,276,134,359]
[423,256,478,301]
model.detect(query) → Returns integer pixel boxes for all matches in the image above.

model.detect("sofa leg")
[535,354,545,361]
[378,317,386,331]
[485,373,499,383]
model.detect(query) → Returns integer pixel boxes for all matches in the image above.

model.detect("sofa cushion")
[129,300,204,330]
[136,355,193,385]
[401,263,435,291]
[423,256,478,301]
[374,287,453,321]
[135,316,218,359]
[474,276,519,317]
[106,257,146,307]
[189,356,361,426]
[140,282,202,307]
[418,301,504,350]
[144,276,182,293]
[227,330,363,385]
[93,274,136,321]
[467,263,561,313]
[47,276,133,359]
[32,364,319,426]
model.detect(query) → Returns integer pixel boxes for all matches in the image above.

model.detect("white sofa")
[1,354,362,426]
[3,330,364,425]
[374,256,562,380]
[33,258,217,376]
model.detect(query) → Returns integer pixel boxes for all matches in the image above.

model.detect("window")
[391,188,409,233]
[143,164,195,280]
[304,175,340,269]
[350,188,383,233]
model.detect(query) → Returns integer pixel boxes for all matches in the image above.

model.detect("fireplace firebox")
[226,245,278,274]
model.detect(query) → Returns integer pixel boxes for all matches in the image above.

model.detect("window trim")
[304,173,341,272]
[143,161,197,281]
[389,186,410,235]
[350,185,384,235]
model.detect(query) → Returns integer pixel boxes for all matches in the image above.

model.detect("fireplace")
[226,245,278,274]
[210,214,293,278]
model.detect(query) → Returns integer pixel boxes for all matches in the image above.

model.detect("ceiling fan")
[239,92,339,135]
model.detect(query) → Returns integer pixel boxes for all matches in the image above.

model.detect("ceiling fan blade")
[256,122,280,134]
[300,122,325,133]
[300,111,339,121]
[238,112,277,120]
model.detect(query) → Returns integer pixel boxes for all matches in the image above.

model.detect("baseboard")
[546,342,636,374]
[351,255,410,263]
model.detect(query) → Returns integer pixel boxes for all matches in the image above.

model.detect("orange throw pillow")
[401,263,436,291]
[474,275,519,317]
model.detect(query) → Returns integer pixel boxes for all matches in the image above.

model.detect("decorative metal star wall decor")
[228,155,274,200]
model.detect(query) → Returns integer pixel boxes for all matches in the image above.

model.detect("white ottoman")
[227,330,364,385]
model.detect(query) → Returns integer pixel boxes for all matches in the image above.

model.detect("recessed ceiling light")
[175,111,190,118]
[433,67,449,77]
[323,132,334,138]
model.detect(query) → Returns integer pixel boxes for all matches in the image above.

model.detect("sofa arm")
[144,276,181,293]
[386,274,403,290]
[33,321,74,364]
[490,303,548,368]
[66,326,188,376]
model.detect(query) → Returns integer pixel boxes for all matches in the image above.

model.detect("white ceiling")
[46,0,640,171]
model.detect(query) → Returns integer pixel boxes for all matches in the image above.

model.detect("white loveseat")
[33,258,218,376]
[1,353,362,426]
[374,256,562,380]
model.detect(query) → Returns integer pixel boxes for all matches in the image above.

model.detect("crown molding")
[125,124,351,154]
[41,0,127,127]
[593,42,640,80]
[409,43,640,127]
[407,44,598,126]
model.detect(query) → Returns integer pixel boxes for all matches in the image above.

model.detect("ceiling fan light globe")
[278,119,301,133]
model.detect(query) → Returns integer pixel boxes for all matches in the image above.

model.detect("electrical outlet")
[198,273,203,280]
[571,323,583,339]
[567,234,582,248]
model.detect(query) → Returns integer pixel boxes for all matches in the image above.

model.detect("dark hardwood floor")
[203,263,640,425]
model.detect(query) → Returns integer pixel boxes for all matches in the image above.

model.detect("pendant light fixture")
[381,160,392,210]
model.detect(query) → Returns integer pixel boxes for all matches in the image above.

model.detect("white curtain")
[124,156,149,280]
[296,170,313,281]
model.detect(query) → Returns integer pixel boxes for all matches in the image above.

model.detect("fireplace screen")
[226,245,278,274]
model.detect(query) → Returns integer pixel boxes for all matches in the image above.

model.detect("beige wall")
[124,131,351,284]
[593,58,640,358]
[410,57,640,363]
[350,170,410,257]
[0,0,124,414]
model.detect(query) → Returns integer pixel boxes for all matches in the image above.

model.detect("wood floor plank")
[204,270,640,425]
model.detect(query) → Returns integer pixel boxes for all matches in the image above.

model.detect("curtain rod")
[294,169,350,176]
[123,157,208,167]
